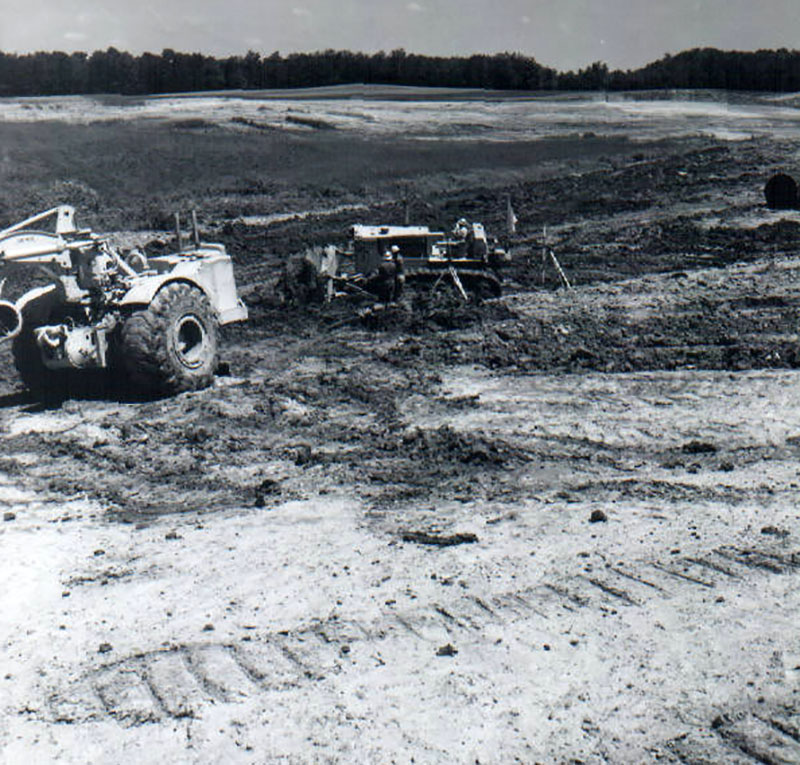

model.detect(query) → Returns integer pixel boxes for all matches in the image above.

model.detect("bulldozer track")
[664,709,800,765]
[405,268,502,297]
[47,629,353,725]
[41,541,800,727]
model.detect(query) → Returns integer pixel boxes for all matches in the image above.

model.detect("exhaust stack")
[0,300,22,342]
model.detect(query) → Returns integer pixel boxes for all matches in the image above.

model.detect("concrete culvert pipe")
[764,172,798,209]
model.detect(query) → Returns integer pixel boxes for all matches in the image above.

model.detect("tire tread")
[120,282,218,394]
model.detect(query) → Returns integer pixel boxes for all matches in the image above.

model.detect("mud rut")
[2,134,800,762]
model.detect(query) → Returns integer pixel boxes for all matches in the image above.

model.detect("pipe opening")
[764,173,798,210]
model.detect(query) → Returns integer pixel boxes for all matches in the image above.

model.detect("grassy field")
[0,117,650,231]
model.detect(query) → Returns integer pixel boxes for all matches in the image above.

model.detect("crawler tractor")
[0,206,247,396]
[343,221,509,299]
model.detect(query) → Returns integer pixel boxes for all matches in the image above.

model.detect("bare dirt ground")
[2,89,800,763]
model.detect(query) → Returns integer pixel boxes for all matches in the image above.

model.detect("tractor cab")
[348,225,443,276]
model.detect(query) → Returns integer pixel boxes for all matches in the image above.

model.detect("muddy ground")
[2,92,800,763]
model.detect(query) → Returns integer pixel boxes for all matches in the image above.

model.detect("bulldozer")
[349,220,508,298]
[0,206,247,397]
[302,219,509,304]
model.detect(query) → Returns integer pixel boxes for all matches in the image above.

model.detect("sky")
[2,0,799,72]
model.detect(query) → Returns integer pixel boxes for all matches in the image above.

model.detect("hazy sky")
[2,0,798,72]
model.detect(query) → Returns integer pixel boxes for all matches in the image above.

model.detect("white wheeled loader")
[0,206,247,397]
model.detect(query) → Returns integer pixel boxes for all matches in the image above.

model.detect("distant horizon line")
[3,44,800,75]
[3,46,800,97]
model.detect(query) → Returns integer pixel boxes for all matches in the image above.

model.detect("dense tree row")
[0,46,799,96]
[612,48,800,92]
[0,48,557,95]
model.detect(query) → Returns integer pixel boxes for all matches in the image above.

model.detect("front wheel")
[119,283,219,394]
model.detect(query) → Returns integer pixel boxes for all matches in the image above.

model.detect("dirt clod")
[401,531,479,547]
[589,510,608,524]
[255,478,282,507]
[711,714,727,729]
[761,525,790,538]
[486,511,518,525]
[293,444,313,465]
[3,512,16,521]
[436,643,458,657]
[682,441,718,454]
[98,643,113,654]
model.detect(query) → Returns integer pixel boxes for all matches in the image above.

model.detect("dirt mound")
[406,290,516,330]
[473,307,800,374]
[353,291,516,334]
[28,180,102,215]
[399,425,528,467]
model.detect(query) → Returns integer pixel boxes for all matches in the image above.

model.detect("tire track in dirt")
[40,540,800,727]
[46,626,360,725]
[663,707,800,764]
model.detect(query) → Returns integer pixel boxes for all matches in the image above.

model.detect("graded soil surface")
[1,90,800,763]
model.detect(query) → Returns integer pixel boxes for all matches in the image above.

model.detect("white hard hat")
[390,245,400,254]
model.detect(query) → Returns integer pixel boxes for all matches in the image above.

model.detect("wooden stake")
[548,249,572,289]
[174,213,183,251]
[449,266,469,301]
[541,225,548,285]
[506,194,517,235]
[191,210,200,246]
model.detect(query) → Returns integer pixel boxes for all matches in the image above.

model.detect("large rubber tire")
[120,283,219,394]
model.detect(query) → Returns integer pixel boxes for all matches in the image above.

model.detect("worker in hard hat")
[390,245,405,301]
[371,245,404,303]
[451,218,471,257]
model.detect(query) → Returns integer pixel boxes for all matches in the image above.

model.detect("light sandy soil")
[2,87,800,142]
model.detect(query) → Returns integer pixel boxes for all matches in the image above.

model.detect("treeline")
[616,48,800,91]
[0,49,557,95]
[1,46,800,96]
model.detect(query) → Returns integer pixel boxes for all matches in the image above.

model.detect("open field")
[1,88,800,763]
